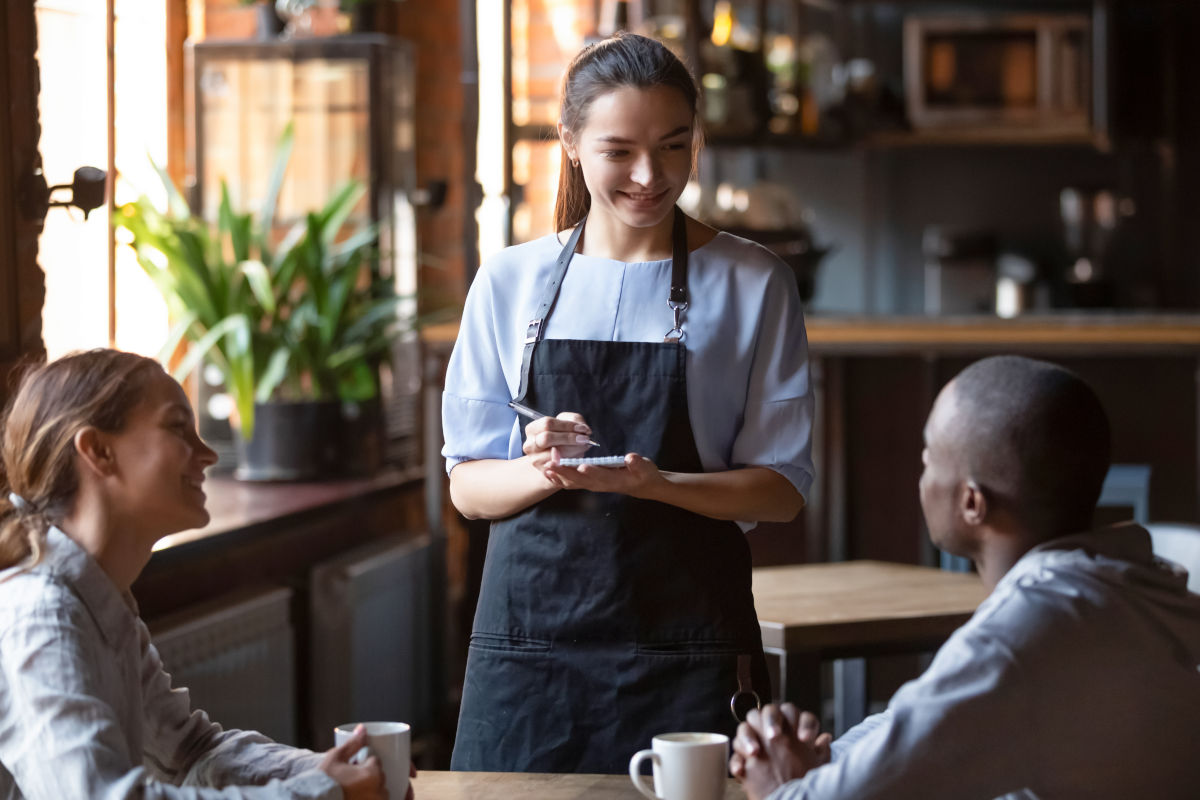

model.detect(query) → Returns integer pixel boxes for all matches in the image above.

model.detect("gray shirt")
[768,524,1200,799]
[0,527,339,799]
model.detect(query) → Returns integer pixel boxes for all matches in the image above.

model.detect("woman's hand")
[543,453,667,496]
[318,725,386,800]
[522,412,593,471]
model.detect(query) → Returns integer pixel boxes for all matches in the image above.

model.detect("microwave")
[903,13,1093,133]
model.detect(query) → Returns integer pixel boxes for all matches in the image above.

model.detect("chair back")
[1145,523,1200,594]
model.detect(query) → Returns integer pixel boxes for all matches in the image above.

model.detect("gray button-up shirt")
[0,527,340,799]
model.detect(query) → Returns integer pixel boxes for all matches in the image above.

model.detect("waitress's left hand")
[543,451,666,498]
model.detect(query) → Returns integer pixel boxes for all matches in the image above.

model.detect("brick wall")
[388,1,469,305]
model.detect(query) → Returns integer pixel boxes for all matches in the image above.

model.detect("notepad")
[557,456,627,468]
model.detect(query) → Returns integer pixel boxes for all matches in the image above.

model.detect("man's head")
[920,356,1111,558]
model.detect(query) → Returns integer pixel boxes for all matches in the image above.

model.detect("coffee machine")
[1059,187,1135,308]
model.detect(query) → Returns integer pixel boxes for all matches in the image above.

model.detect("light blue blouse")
[441,230,815,530]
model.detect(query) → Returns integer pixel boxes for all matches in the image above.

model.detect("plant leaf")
[255,346,291,403]
[259,122,295,244]
[239,259,276,315]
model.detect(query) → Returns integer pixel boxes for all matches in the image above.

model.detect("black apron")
[451,208,770,773]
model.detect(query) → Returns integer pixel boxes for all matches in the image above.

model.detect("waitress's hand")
[544,452,667,496]
[522,412,593,472]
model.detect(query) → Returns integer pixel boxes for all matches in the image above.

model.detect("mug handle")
[350,746,373,766]
[628,749,661,800]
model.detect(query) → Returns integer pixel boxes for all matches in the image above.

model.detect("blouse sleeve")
[728,256,815,502]
[136,621,333,793]
[441,265,521,473]
[0,601,337,800]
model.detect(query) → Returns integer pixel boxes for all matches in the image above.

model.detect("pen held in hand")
[508,400,601,448]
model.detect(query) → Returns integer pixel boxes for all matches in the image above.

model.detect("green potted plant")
[114,124,408,480]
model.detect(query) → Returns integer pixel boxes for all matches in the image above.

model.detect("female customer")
[0,349,397,799]
[443,33,814,773]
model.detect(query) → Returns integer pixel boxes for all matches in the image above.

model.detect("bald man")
[733,356,1200,800]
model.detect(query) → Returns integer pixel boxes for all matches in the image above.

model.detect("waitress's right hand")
[522,412,592,472]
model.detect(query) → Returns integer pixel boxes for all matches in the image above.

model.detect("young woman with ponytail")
[442,33,814,773]
[0,349,403,800]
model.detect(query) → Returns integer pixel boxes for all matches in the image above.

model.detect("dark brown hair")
[554,32,701,231]
[1,349,161,570]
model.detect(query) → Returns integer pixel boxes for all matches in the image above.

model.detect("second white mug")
[334,721,410,800]
[629,732,729,800]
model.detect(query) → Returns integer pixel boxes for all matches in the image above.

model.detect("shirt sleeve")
[135,620,335,794]
[441,265,521,473]
[765,624,1037,800]
[728,257,814,502]
[0,610,338,800]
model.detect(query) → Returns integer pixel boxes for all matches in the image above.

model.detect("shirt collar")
[43,526,140,649]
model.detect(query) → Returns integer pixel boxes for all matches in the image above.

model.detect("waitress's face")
[105,369,218,543]
[564,84,694,231]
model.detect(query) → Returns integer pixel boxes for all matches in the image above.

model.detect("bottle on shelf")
[698,1,766,139]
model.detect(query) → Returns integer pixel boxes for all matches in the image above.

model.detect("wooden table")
[753,560,987,732]
[414,771,746,799]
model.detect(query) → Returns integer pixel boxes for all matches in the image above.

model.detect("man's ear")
[74,427,117,479]
[960,479,988,525]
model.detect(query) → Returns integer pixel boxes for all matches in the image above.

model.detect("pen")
[508,400,600,448]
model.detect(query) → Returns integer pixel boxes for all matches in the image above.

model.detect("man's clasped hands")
[731,703,834,800]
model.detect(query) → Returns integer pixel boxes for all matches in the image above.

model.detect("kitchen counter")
[422,313,1200,355]
[802,313,1200,354]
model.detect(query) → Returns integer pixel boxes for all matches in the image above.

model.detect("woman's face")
[563,84,694,231]
[106,369,218,541]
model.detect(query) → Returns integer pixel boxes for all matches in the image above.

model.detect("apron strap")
[665,206,689,343]
[516,219,586,403]
[516,207,690,402]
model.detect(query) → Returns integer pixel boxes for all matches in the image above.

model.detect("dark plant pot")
[256,2,285,39]
[235,401,340,481]
[234,399,385,481]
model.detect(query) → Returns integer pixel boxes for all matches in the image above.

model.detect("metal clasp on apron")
[730,653,762,722]
[664,299,687,343]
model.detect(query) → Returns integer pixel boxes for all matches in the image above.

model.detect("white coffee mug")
[629,732,729,800]
[334,721,410,800]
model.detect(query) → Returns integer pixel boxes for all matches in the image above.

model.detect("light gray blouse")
[0,527,339,799]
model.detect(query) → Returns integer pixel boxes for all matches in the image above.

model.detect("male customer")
[733,355,1200,799]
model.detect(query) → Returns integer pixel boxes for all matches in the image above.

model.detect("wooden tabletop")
[414,771,746,799]
[752,560,987,653]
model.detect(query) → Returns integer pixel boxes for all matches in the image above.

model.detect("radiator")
[148,586,297,745]
[309,533,439,750]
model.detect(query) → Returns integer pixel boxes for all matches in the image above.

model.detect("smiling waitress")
[442,33,814,774]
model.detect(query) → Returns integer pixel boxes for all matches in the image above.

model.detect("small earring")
[571,159,579,168]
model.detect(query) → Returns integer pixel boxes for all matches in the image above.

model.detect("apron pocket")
[469,632,553,654]
[635,640,742,657]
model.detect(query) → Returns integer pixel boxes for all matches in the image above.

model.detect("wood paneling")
[0,0,47,401]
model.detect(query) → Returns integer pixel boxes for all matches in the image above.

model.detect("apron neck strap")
[516,207,689,402]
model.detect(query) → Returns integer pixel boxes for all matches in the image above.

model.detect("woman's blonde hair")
[1,349,162,570]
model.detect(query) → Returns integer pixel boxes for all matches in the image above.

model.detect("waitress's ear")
[557,122,577,163]
[73,427,117,479]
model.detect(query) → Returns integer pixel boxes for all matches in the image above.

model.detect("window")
[36,0,170,359]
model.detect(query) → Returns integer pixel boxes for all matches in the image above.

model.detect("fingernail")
[575,434,590,444]
[574,424,590,433]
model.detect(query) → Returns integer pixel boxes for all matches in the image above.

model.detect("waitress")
[443,32,814,774]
